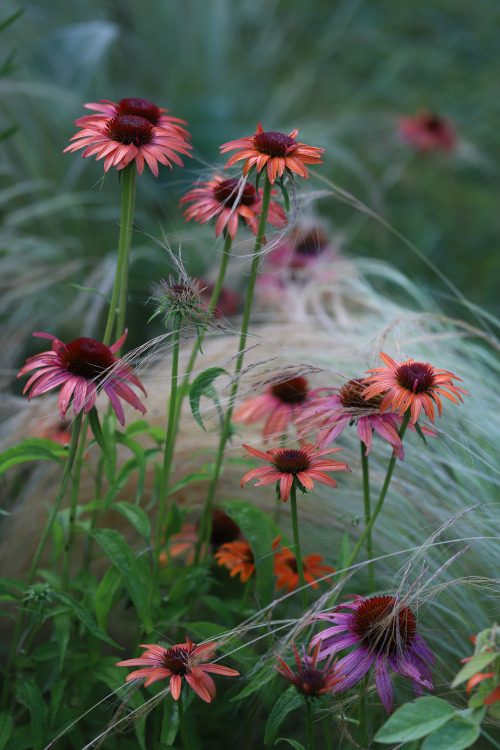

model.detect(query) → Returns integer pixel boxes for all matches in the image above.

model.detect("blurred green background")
[2,0,499,379]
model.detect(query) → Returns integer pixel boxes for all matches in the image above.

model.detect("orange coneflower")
[220,122,324,185]
[214,540,255,583]
[116,636,239,703]
[273,541,334,592]
[361,352,468,423]
[179,174,286,239]
[240,443,350,503]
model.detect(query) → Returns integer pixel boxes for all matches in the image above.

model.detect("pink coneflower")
[64,98,192,176]
[266,225,337,271]
[214,540,255,583]
[398,110,455,152]
[234,376,314,442]
[220,122,324,185]
[116,637,239,703]
[362,352,468,423]
[17,330,146,426]
[295,379,405,459]
[273,541,334,592]
[275,642,342,696]
[310,595,435,714]
[179,174,287,239]
[240,443,350,503]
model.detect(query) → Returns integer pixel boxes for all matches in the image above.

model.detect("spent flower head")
[275,642,342,697]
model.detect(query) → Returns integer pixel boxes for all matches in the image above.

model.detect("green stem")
[322,715,333,750]
[62,415,88,589]
[360,443,373,591]
[290,482,308,610]
[342,411,411,579]
[177,692,190,750]
[195,178,273,563]
[306,700,315,750]
[103,165,137,347]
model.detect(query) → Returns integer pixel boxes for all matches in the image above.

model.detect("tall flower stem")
[306,700,316,750]
[290,481,308,610]
[154,315,181,574]
[103,164,137,347]
[342,411,411,579]
[177,692,190,750]
[360,444,373,591]
[195,177,273,562]
[62,415,88,589]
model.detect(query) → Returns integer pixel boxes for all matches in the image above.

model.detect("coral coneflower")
[179,174,287,239]
[234,376,313,442]
[275,642,342,696]
[240,443,350,503]
[398,110,455,152]
[214,540,255,583]
[116,637,239,703]
[273,541,334,592]
[17,330,146,426]
[310,595,435,714]
[362,352,468,423]
[220,122,324,185]
[64,98,192,176]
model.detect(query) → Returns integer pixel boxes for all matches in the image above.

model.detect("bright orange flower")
[179,174,286,239]
[362,352,468,423]
[214,540,255,583]
[273,541,334,592]
[116,637,239,703]
[240,443,350,502]
[220,122,324,185]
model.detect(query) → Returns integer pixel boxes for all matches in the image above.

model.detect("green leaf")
[88,407,110,461]
[161,698,179,745]
[374,697,455,743]
[414,421,428,444]
[0,712,13,750]
[222,499,279,606]
[17,679,48,750]
[95,565,123,630]
[189,367,229,431]
[0,9,24,33]
[115,433,152,503]
[111,502,151,540]
[53,614,71,672]
[0,438,66,473]
[68,283,110,303]
[265,687,305,743]
[421,720,480,750]
[126,419,165,444]
[336,532,351,571]
[167,467,213,496]
[52,591,120,648]
[49,679,67,729]
[275,739,307,750]
[452,651,498,687]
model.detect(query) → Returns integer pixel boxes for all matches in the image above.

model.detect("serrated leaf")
[189,367,229,431]
[95,565,123,630]
[52,591,120,648]
[421,720,480,750]
[88,407,110,461]
[265,687,305,743]
[374,697,455,743]
[111,502,151,540]
[452,651,498,687]
[0,712,13,750]
[17,679,48,750]
[0,438,66,473]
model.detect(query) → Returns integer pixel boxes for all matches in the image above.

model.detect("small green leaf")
[88,407,110,461]
[111,502,151,540]
[275,739,307,750]
[52,591,120,648]
[414,421,428,444]
[161,699,179,745]
[95,565,123,630]
[452,652,498,687]
[0,438,67,473]
[265,687,305,743]
[0,9,24,33]
[68,283,110,303]
[17,679,48,750]
[167,467,213,496]
[375,697,455,743]
[421,720,480,750]
[189,367,229,431]
[0,712,13,750]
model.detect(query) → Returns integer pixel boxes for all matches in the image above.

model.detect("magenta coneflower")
[64,98,192,176]
[398,110,455,152]
[17,330,146,426]
[362,352,468,423]
[295,379,405,459]
[116,636,239,703]
[234,376,313,442]
[275,642,342,696]
[310,595,435,714]
[179,174,287,239]
[220,122,324,185]
[240,443,350,502]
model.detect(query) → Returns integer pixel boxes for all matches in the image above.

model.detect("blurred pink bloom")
[266,225,338,271]
[398,110,455,152]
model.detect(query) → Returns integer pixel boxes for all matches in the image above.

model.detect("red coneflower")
[240,443,350,503]
[234,376,313,442]
[273,541,334,592]
[214,540,255,583]
[64,98,192,176]
[179,174,287,239]
[17,330,146,426]
[361,352,468,423]
[275,642,342,696]
[220,122,324,185]
[310,595,435,714]
[116,636,239,703]
[398,110,455,152]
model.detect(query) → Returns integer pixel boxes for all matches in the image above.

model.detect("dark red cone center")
[395,362,435,393]
[60,338,115,381]
[296,668,327,695]
[105,114,155,146]
[116,98,161,125]
[253,131,297,157]
[162,645,191,674]
[272,449,310,474]
[351,595,417,655]
[340,379,383,410]
[213,178,257,207]
[210,509,241,546]
[271,376,309,404]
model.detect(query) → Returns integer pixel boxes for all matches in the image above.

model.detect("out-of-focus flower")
[273,540,334,592]
[64,97,192,176]
[116,636,239,703]
[234,376,314,442]
[461,633,500,706]
[266,225,338,271]
[362,352,467,423]
[275,642,342,696]
[398,110,455,152]
[220,122,324,184]
[310,594,435,714]
[17,330,146,426]
[240,443,350,502]
[160,509,242,566]
[214,540,255,583]
[196,278,242,318]
[179,174,286,239]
